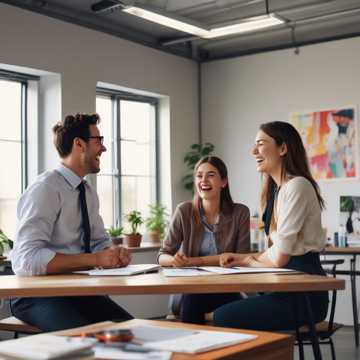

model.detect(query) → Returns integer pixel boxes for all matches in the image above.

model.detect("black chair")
[294,259,344,360]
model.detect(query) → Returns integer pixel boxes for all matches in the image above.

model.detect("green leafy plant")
[182,142,215,192]
[0,229,13,256]
[340,196,355,212]
[106,226,124,238]
[125,210,143,235]
[145,204,169,239]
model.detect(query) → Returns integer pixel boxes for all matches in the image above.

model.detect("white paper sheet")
[161,268,217,277]
[94,344,171,360]
[74,264,160,276]
[145,330,257,353]
[0,335,96,360]
[162,265,294,277]
[130,325,257,354]
[199,266,295,274]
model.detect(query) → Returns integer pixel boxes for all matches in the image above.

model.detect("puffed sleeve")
[270,178,310,255]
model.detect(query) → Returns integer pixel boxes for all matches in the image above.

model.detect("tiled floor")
[294,326,360,360]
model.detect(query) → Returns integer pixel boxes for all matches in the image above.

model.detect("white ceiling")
[3,0,360,61]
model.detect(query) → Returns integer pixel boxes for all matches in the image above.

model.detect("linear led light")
[123,7,284,39]
[123,6,209,38]
[205,14,284,39]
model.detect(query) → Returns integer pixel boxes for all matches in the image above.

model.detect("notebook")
[74,264,160,276]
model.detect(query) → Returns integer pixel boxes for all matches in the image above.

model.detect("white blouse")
[269,176,326,256]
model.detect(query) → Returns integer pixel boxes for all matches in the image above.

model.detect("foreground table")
[56,318,294,360]
[322,246,360,346]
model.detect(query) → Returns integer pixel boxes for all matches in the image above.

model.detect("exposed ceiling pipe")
[161,3,360,46]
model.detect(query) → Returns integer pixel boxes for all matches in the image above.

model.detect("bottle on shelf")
[338,224,347,247]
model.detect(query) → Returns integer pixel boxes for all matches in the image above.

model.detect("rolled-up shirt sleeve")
[11,183,58,276]
[270,179,308,255]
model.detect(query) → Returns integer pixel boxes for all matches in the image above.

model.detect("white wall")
[202,37,360,325]
[0,3,198,208]
[202,37,360,234]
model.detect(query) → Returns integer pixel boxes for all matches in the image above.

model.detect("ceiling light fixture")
[204,14,284,39]
[122,6,210,38]
[122,0,285,39]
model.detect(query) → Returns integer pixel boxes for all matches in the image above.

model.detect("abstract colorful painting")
[290,107,357,180]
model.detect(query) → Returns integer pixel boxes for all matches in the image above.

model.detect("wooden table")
[322,246,360,346]
[0,271,344,297]
[56,319,294,360]
[0,271,344,360]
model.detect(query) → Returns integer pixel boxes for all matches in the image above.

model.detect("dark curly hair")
[53,113,100,158]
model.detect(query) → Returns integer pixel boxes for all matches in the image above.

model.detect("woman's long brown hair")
[192,156,235,234]
[259,121,325,217]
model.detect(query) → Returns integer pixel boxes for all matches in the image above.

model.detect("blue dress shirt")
[198,214,218,256]
[11,164,111,276]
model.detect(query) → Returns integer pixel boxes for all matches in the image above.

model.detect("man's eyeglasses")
[87,136,104,145]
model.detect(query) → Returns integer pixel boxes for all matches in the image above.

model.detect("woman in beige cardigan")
[158,156,250,324]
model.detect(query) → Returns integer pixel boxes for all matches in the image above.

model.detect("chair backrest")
[320,259,344,331]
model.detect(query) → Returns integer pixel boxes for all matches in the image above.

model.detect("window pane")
[0,141,22,198]
[121,101,152,142]
[96,93,157,229]
[0,199,17,240]
[97,174,114,229]
[121,141,152,176]
[0,80,22,141]
[96,96,113,174]
[121,176,154,232]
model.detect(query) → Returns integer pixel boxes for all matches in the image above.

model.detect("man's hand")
[95,246,132,268]
[172,252,192,267]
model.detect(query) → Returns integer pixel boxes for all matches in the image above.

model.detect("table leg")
[293,296,305,360]
[350,255,359,347]
[303,293,322,360]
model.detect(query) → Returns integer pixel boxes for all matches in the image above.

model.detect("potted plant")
[145,204,169,243]
[0,229,13,257]
[182,142,215,192]
[106,226,124,245]
[124,210,143,247]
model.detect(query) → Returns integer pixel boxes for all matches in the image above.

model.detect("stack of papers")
[162,266,295,277]
[94,344,171,360]
[0,334,96,360]
[131,325,257,353]
[75,264,160,276]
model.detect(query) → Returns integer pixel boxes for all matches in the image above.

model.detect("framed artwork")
[290,107,357,180]
[340,196,360,245]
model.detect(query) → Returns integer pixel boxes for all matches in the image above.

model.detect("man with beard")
[10,113,133,331]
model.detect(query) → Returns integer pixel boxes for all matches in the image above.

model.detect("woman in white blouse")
[214,121,329,331]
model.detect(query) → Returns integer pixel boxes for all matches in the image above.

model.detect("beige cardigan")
[158,201,250,261]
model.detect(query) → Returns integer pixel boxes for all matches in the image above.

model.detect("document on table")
[162,267,217,277]
[74,264,160,276]
[162,266,295,277]
[131,325,257,353]
[94,344,171,360]
[0,334,96,360]
[199,266,296,274]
